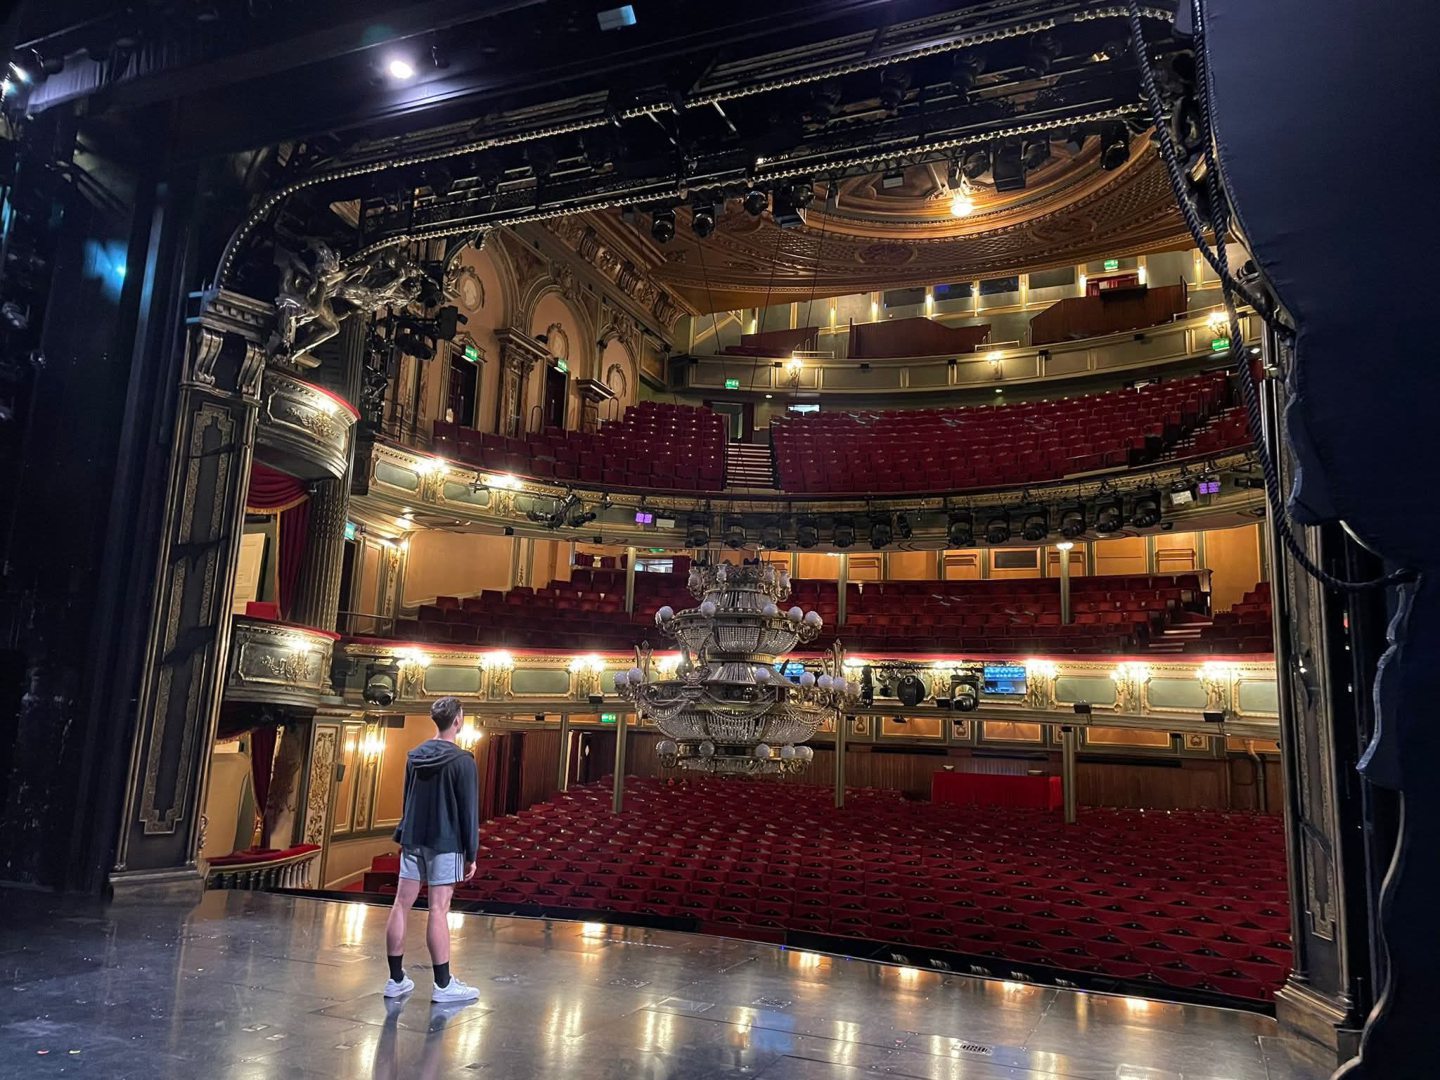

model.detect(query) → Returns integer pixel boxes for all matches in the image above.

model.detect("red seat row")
[359,778,1291,1003]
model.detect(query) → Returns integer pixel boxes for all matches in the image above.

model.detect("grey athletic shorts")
[398,846,465,886]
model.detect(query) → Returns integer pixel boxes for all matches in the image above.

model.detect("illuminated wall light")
[1197,661,1239,683]
[484,650,515,670]
[1111,662,1151,684]
[1078,273,1087,294]
[456,720,483,750]
[416,457,449,476]
[1027,660,1059,680]
[386,56,416,81]
[486,473,521,490]
[568,653,604,674]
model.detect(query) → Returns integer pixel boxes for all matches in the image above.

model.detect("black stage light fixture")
[1021,136,1051,171]
[960,148,991,180]
[525,141,558,180]
[947,509,974,547]
[990,140,1026,192]
[724,518,747,549]
[985,510,1012,545]
[897,674,927,707]
[686,514,711,547]
[743,188,769,216]
[795,516,820,549]
[759,520,783,548]
[950,675,980,712]
[772,184,813,228]
[691,202,717,238]
[833,516,856,549]
[1094,496,1125,534]
[1064,128,1089,155]
[951,52,986,99]
[650,208,677,243]
[1099,122,1131,170]
[1021,508,1049,543]
[860,667,875,707]
[1022,34,1060,78]
[896,513,913,540]
[879,66,911,114]
[1131,490,1163,529]
[363,662,400,707]
[869,515,893,550]
[1058,504,1087,540]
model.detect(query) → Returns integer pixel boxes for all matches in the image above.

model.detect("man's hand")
[464,861,476,882]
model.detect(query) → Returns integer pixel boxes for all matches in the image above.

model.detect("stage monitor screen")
[983,664,1028,696]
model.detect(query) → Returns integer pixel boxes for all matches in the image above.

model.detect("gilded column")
[110,289,270,901]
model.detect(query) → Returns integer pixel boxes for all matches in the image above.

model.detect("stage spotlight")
[990,140,1026,192]
[860,667,875,706]
[691,202,717,238]
[897,674,927,707]
[525,142,558,180]
[1064,128,1089,155]
[960,148,991,180]
[1022,34,1060,78]
[869,516,893,550]
[950,675,980,712]
[363,662,400,706]
[951,52,985,99]
[896,513,913,540]
[985,511,1012,545]
[686,515,711,546]
[1099,122,1131,170]
[771,183,815,229]
[1058,505,1087,540]
[879,66,911,114]
[1021,509,1049,543]
[1094,497,1125,534]
[947,510,974,547]
[833,517,856,549]
[724,518,747,549]
[796,517,820,549]
[650,208,677,243]
[385,56,416,81]
[1131,491,1163,529]
[743,188,769,216]
[759,520,783,548]
[1021,136,1051,170]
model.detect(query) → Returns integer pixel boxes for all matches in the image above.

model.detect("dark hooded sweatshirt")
[392,739,479,862]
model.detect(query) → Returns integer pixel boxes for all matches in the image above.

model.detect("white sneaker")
[384,974,415,998]
[431,976,480,1003]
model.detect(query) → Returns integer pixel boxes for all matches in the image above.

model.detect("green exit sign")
[724,377,740,390]
[600,713,618,724]
[556,358,568,374]
[1210,336,1231,352]
[463,343,481,363]
[1103,258,1119,271]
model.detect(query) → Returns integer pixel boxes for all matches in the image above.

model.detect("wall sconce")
[1206,309,1228,334]
[1110,662,1151,713]
[568,654,604,675]
[359,723,385,762]
[785,354,804,389]
[1196,662,1239,713]
[483,650,514,671]
[456,719,483,750]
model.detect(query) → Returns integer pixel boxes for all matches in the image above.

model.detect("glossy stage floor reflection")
[0,891,1332,1080]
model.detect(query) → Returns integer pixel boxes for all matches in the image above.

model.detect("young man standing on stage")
[382,695,481,1002]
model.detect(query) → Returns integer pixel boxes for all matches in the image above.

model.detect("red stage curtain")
[248,725,278,848]
[481,733,514,822]
[246,463,310,621]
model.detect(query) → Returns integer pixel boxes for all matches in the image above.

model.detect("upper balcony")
[678,308,1257,399]
[254,368,359,482]
[224,617,340,710]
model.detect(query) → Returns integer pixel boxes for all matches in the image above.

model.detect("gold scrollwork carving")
[303,728,338,845]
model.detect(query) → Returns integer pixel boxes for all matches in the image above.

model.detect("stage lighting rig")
[1094,495,1125,533]
[771,184,813,229]
[1131,490,1163,529]
[985,510,1012,545]
[1058,504,1087,540]
[686,514,711,547]
[387,303,466,361]
[951,52,985,100]
[724,518,748,549]
[759,519,783,548]
[795,516,820,549]
[1099,122,1131,170]
[1020,508,1049,542]
[832,516,856,549]
[896,513,913,541]
[947,510,974,547]
[742,188,769,216]
[691,201,717,238]
[650,207,676,243]
[868,515,893,550]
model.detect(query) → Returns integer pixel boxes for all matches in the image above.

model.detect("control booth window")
[635,558,674,574]
[787,403,819,416]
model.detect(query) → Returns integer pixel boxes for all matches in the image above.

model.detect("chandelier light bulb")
[787,606,804,622]
[754,666,771,682]
[657,739,677,756]
[799,671,816,688]
[698,740,716,757]
[613,670,629,686]
[780,745,797,760]
[656,605,674,622]
[627,667,644,684]
[803,611,823,627]
[754,743,773,760]
[700,600,718,617]
[762,602,779,617]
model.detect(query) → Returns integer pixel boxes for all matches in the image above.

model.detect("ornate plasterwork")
[580,148,1189,313]
[545,216,689,327]
[302,726,339,845]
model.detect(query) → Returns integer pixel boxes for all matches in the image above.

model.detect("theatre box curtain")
[245,463,310,620]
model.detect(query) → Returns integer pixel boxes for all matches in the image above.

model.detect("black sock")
[388,955,404,982]
[434,962,451,989]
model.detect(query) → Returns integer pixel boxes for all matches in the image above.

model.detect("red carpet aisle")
[357,779,1291,1003]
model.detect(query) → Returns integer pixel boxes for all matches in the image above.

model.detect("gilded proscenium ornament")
[1025,660,1060,709]
[613,562,859,775]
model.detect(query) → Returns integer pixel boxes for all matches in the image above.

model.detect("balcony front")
[225,617,340,709]
[254,368,359,481]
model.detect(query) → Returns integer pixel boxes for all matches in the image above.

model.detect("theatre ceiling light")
[868,516,893,550]
[833,517,856,549]
[743,188,769,216]
[686,515,711,547]
[759,520,783,548]
[1058,505,1086,539]
[385,56,416,81]
[795,517,820,549]
[1021,509,1049,542]
[691,202,717,238]
[724,518,747,549]
[985,510,1012,545]
[1094,496,1125,534]
[1099,122,1131,170]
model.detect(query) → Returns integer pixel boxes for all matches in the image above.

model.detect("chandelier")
[613,561,859,775]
